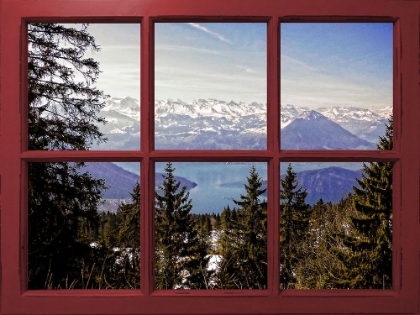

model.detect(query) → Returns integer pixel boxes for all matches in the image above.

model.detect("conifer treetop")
[28,23,108,150]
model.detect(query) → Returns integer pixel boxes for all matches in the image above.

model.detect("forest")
[28,149,393,289]
[27,22,393,290]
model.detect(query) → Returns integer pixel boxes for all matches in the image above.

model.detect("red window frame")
[1,0,419,314]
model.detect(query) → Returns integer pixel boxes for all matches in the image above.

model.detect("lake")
[115,161,363,214]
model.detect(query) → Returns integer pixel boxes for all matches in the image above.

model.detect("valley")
[88,96,391,213]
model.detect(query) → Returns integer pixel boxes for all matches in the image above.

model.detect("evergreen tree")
[214,213,221,229]
[27,23,108,289]
[217,166,267,289]
[114,182,141,289]
[94,211,120,289]
[86,183,140,289]
[338,118,393,289]
[28,23,107,150]
[220,206,232,230]
[294,198,350,289]
[280,163,311,289]
[155,162,210,289]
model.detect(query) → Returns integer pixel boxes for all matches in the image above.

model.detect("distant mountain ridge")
[222,166,363,206]
[95,97,391,150]
[286,166,364,205]
[85,163,363,211]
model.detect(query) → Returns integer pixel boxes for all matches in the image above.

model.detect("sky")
[281,23,393,109]
[82,23,141,100]
[82,22,392,108]
[155,23,267,103]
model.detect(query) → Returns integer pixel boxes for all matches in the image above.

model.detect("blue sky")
[281,23,393,108]
[155,23,267,103]
[85,22,392,108]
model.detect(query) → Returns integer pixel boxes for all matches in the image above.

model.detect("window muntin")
[0,0,418,314]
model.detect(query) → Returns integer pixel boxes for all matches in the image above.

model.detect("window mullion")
[140,16,154,295]
[267,16,280,154]
[266,16,281,295]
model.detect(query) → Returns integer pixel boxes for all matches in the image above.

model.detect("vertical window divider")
[267,17,281,154]
[21,21,29,153]
[393,19,401,150]
[140,15,154,295]
[20,20,30,295]
[20,160,29,294]
[267,16,281,295]
[268,158,280,295]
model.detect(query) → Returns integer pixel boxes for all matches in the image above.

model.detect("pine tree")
[155,162,210,289]
[220,206,232,230]
[294,199,350,289]
[338,118,393,289]
[27,23,108,289]
[87,183,140,290]
[280,163,311,289]
[217,166,267,289]
[114,182,141,289]
[214,213,221,229]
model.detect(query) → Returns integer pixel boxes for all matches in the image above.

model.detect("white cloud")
[281,74,392,109]
[188,23,232,44]
[156,44,221,55]
[281,55,318,72]
[235,65,257,74]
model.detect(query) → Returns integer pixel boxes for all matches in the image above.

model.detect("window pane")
[155,23,267,150]
[28,162,140,289]
[280,162,392,289]
[280,23,393,150]
[155,162,267,289]
[28,23,140,151]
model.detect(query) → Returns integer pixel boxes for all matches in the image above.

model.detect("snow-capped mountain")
[96,97,141,150]
[155,99,266,149]
[103,96,141,121]
[95,97,391,150]
[280,104,392,142]
[316,106,392,143]
[282,110,375,150]
[155,98,266,120]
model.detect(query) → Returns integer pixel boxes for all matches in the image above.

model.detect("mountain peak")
[298,110,325,120]
[282,110,375,150]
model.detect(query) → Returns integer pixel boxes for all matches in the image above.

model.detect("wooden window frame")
[0,0,419,314]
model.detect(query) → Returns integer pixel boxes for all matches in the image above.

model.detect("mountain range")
[89,97,388,211]
[94,97,391,150]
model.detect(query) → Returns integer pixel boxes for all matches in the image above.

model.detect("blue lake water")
[115,162,362,214]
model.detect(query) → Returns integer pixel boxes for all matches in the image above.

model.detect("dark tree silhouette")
[155,162,210,289]
[280,163,312,289]
[217,166,267,289]
[337,117,393,289]
[28,23,108,289]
